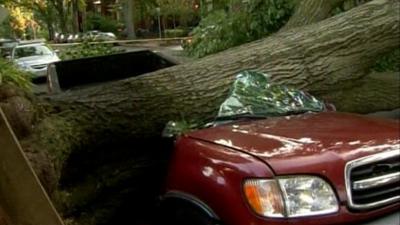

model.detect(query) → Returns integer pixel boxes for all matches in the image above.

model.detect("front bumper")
[358,211,400,225]
[18,64,49,79]
[233,204,400,225]
[29,67,48,78]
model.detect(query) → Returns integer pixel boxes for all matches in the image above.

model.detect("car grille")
[345,149,400,210]
[31,64,47,69]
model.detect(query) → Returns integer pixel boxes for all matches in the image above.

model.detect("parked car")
[82,30,117,42]
[160,71,400,225]
[54,33,80,43]
[10,42,60,79]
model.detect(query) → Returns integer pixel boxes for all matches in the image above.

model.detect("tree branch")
[282,0,346,31]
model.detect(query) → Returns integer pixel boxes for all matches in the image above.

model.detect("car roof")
[15,43,46,48]
[16,39,46,45]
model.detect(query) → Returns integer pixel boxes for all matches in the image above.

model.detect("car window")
[0,47,12,58]
[14,45,52,58]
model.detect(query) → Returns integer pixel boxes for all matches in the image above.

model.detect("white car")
[11,43,60,78]
[82,30,117,41]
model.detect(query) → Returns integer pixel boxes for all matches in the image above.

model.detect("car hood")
[188,112,400,175]
[15,55,59,65]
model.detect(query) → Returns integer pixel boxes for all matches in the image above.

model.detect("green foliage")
[85,13,121,33]
[246,0,294,38]
[156,0,197,19]
[58,41,124,60]
[0,57,32,90]
[0,17,13,38]
[162,119,202,137]
[184,10,246,57]
[373,49,400,72]
[185,0,293,58]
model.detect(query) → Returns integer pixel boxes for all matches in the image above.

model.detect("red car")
[161,112,400,225]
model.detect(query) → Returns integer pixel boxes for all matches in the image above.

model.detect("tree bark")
[50,0,68,33]
[282,0,346,31]
[124,0,136,39]
[321,72,400,113]
[72,0,79,34]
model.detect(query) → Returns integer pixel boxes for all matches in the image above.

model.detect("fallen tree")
[0,0,399,224]
[282,0,347,30]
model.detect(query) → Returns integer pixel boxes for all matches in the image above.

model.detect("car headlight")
[243,179,285,217]
[17,62,30,70]
[244,176,338,218]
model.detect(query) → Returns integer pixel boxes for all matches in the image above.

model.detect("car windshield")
[14,45,52,59]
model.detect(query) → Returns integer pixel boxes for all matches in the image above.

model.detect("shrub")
[58,41,124,60]
[85,13,120,34]
[0,17,13,39]
[185,0,293,58]
[0,58,32,90]
[184,10,247,58]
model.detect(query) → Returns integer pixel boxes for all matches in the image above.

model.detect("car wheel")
[161,201,220,225]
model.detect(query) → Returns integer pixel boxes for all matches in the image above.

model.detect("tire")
[161,200,219,225]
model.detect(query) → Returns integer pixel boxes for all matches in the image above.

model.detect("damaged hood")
[188,112,400,175]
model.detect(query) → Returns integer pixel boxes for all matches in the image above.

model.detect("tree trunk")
[124,0,136,39]
[282,0,346,31]
[321,72,400,113]
[72,0,79,34]
[283,0,375,31]
[47,23,55,40]
[50,0,68,33]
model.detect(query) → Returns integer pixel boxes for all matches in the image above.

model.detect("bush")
[0,58,32,90]
[184,10,248,58]
[0,17,13,39]
[85,13,120,34]
[185,0,293,58]
[58,41,124,60]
